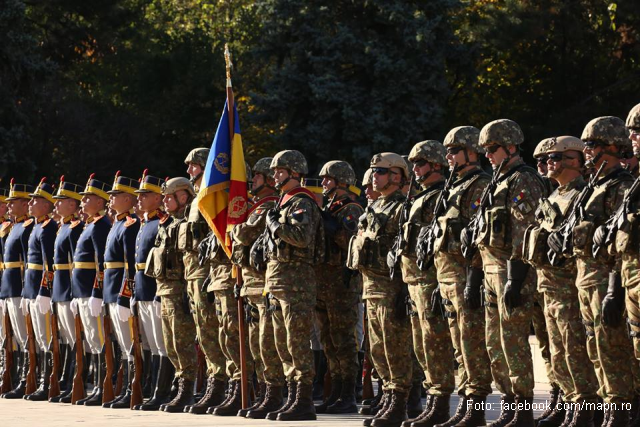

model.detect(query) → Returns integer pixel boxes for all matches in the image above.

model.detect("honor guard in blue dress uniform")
[127,170,173,411]
[38,176,84,403]
[0,181,35,399]
[22,178,57,401]
[98,171,140,409]
[72,174,111,406]
[0,187,12,375]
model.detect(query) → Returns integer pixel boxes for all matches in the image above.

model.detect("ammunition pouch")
[347,235,389,275]
[249,233,268,272]
[522,225,550,268]
[486,206,509,249]
[176,221,191,252]
[435,216,463,256]
[145,246,183,281]
[402,222,421,257]
[572,221,595,257]
[616,213,639,255]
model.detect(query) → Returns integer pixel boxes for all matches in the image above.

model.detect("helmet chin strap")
[189,171,203,185]
[462,149,478,166]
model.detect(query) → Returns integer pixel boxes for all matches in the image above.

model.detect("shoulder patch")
[124,216,138,228]
[23,218,34,228]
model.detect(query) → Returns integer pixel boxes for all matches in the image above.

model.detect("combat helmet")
[253,157,274,179]
[408,140,447,166]
[362,169,373,186]
[184,148,210,168]
[443,126,484,154]
[479,119,524,147]
[319,161,357,186]
[626,104,640,131]
[162,177,195,198]
[270,150,308,175]
[370,152,410,181]
[581,116,630,148]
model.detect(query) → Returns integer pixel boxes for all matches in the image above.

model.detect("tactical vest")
[177,199,209,253]
[573,171,633,258]
[476,165,544,250]
[403,184,443,258]
[323,199,362,266]
[146,216,185,281]
[347,193,403,275]
[434,171,487,256]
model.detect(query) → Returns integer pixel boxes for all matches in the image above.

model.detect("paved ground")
[0,382,554,426]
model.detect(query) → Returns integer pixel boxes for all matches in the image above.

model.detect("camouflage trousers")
[543,290,598,403]
[186,279,227,381]
[161,292,197,381]
[440,282,492,397]
[315,292,360,382]
[408,281,455,396]
[484,266,534,397]
[214,288,253,381]
[578,283,635,403]
[270,287,315,385]
[532,290,556,387]
[246,295,284,386]
[626,283,640,361]
[366,296,413,393]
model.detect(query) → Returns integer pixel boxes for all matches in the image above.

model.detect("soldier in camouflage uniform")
[399,141,455,427]
[150,177,199,413]
[348,152,414,427]
[470,119,547,427]
[231,158,284,419]
[525,137,599,427]
[562,116,636,427]
[262,150,324,421]
[363,169,381,205]
[433,126,494,427]
[179,148,228,415]
[314,160,363,414]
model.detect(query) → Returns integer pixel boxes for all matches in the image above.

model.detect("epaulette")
[124,216,138,228]
[159,215,171,225]
[23,218,34,228]
[42,218,54,228]
[0,221,12,238]
[70,220,82,229]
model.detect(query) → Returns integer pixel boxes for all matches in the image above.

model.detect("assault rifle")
[461,160,507,260]
[547,160,607,264]
[387,177,415,279]
[593,174,640,257]
[416,164,458,270]
[1,310,13,394]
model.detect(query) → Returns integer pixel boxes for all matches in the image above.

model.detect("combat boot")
[2,351,28,399]
[362,388,390,416]
[25,351,52,401]
[266,381,297,420]
[434,395,468,427]
[505,396,534,427]
[364,380,384,407]
[135,356,174,411]
[487,395,516,427]
[142,350,154,398]
[205,380,237,414]
[607,408,630,427]
[559,403,576,427]
[316,377,342,413]
[455,395,487,427]
[187,377,226,414]
[212,380,242,416]
[109,361,134,408]
[402,394,434,427]
[364,391,393,427]
[568,406,594,427]
[537,387,562,425]
[238,382,266,417]
[163,378,195,413]
[327,378,358,414]
[412,394,450,427]
[246,384,284,419]
[371,389,409,427]
[538,392,566,427]
[83,353,105,406]
[50,344,73,403]
[407,382,424,419]
[276,382,317,421]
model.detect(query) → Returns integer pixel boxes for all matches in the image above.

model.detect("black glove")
[503,259,529,310]
[592,225,608,255]
[198,233,212,266]
[266,209,280,235]
[430,285,443,315]
[394,284,409,320]
[547,231,563,255]
[234,283,241,300]
[602,271,624,327]
[464,266,484,309]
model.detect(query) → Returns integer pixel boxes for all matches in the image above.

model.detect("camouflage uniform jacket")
[434,167,489,284]
[151,212,186,296]
[231,195,279,297]
[573,165,633,288]
[400,177,445,285]
[207,233,235,292]
[181,193,210,280]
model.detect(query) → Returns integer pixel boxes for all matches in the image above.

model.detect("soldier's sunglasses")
[547,153,578,162]
[372,167,395,175]
[412,159,428,167]
[446,147,465,155]
[583,140,604,149]
[484,145,502,154]
[536,156,549,164]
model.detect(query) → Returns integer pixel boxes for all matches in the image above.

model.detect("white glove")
[20,298,30,316]
[70,299,79,317]
[89,297,103,318]
[130,296,137,308]
[36,295,52,315]
[117,304,131,323]
[154,300,162,318]
[0,299,5,314]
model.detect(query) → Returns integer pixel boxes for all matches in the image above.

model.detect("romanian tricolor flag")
[197,99,248,259]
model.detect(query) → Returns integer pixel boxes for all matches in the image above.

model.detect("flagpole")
[225,43,250,410]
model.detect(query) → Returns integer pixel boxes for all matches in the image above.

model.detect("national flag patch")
[345,214,354,222]
[513,192,525,204]
[471,198,481,210]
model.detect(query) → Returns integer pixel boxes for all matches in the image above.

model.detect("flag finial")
[224,43,233,88]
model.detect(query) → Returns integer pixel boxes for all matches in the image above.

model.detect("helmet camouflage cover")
[370,152,409,180]
[408,140,447,166]
[270,150,309,175]
[443,126,484,154]
[319,160,356,186]
[184,148,210,168]
[162,177,195,197]
[581,116,630,147]
[253,157,274,179]
[479,119,524,147]
[626,104,640,130]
